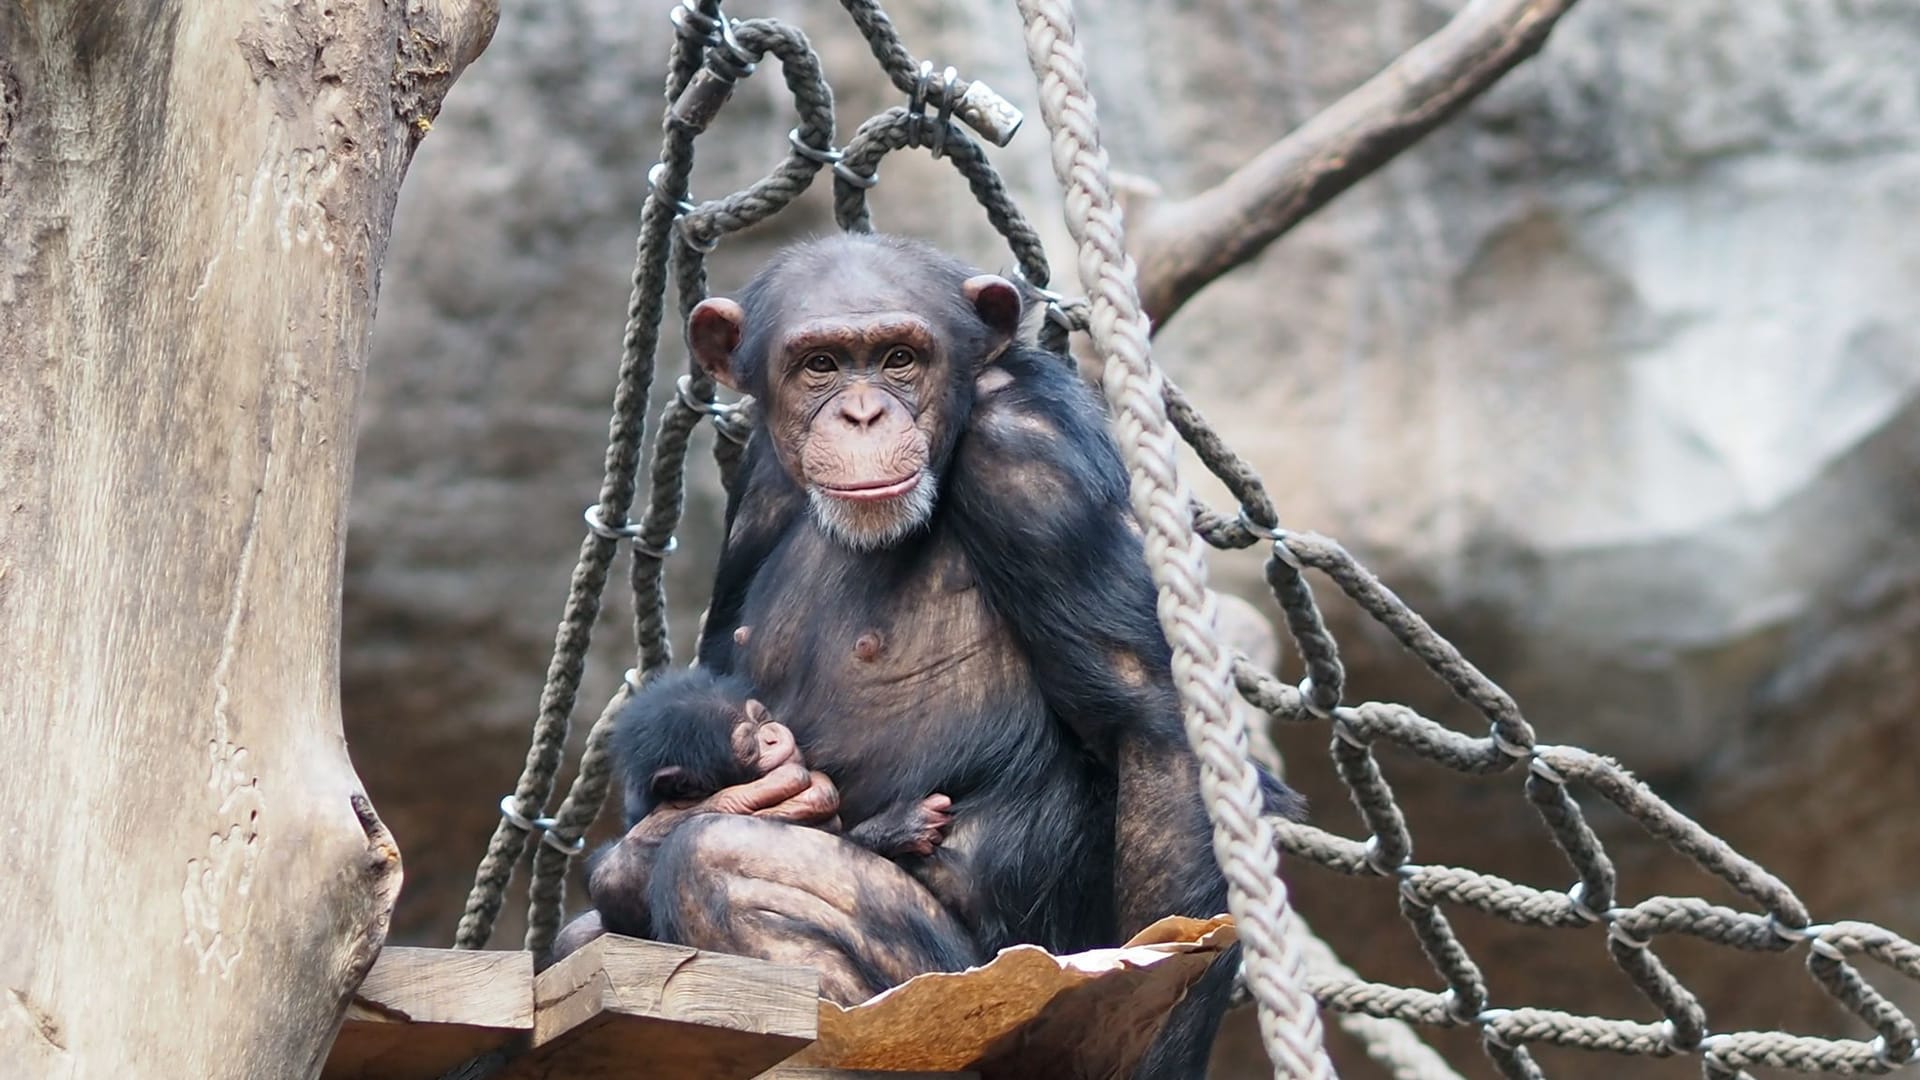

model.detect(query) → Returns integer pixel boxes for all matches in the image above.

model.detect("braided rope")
[448,1,718,952]
[1014,1,1333,1075]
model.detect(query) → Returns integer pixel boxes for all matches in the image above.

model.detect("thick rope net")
[449,2,1920,1078]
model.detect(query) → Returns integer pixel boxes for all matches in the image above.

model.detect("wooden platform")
[323,937,975,1080]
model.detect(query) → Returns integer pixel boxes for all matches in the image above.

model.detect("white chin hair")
[809,473,937,552]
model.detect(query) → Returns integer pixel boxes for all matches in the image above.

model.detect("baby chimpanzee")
[609,668,954,862]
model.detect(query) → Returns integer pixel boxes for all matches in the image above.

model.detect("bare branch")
[1130,0,1583,330]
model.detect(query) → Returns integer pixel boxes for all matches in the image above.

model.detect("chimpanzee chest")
[733,523,1050,819]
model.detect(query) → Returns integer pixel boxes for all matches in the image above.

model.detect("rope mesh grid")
[449,1,1920,1076]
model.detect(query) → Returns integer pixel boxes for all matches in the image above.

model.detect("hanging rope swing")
[447,2,1920,1078]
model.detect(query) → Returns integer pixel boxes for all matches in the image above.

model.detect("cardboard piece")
[783,915,1237,1080]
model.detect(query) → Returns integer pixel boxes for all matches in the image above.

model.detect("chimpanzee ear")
[688,298,747,391]
[963,275,1022,362]
[648,766,699,803]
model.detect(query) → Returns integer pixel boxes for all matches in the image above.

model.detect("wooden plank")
[497,933,819,1080]
[752,1060,975,1068]
[323,947,533,1080]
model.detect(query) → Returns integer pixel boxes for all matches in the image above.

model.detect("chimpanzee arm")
[948,347,1187,767]
[951,348,1291,1075]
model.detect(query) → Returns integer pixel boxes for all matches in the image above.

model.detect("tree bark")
[1129,0,1582,330]
[0,1,493,1076]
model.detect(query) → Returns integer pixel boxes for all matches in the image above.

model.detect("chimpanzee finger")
[705,760,814,816]
[751,769,841,825]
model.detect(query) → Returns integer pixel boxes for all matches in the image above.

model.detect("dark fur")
[599,234,1303,1077]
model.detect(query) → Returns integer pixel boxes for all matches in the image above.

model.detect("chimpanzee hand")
[638,702,839,831]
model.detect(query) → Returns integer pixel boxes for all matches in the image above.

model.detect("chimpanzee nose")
[838,385,886,428]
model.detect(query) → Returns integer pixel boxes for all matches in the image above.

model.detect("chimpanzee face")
[687,239,1022,551]
[762,309,946,550]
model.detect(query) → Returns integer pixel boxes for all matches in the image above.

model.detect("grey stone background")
[344,1,1920,1075]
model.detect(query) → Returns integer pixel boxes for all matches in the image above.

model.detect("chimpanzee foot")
[847,793,953,858]
[899,793,953,857]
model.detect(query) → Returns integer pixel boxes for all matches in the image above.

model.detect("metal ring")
[1438,988,1478,1024]
[1236,509,1284,541]
[669,2,720,42]
[1360,834,1395,876]
[498,794,538,832]
[909,59,933,119]
[584,504,639,541]
[1297,676,1334,719]
[786,127,842,165]
[1606,921,1651,951]
[1330,714,1367,748]
[631,535,679,561]
[1807,931,1845,962]
[1269,535,1305,571]
[715,14,756,74]
[498,795,584,854]
[540,829,586,856]
[1475,1008,1515,1048]
[832,160,878,190]
[1768,913,1814,944]
[1654,1019,1680,1054]
[675,373,735,417]
[1046,300,1079,332]
[678,215,721,254]
[1394,864,1429,908]
[1566,881,1604,924]
[1527,755,1566,785]
[1490,727,1532,759]
[713,414,752,446]
[623,668,644,694]
[647,162,697,216]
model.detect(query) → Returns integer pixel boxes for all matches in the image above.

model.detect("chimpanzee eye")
[804,353,837,374]
[882,346,916,369]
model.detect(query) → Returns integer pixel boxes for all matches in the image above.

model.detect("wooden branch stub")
[499,933,819,1080]
[324,948,533,1080]
[1129,0,1584,329]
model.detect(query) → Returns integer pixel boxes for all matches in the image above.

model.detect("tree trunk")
[0,2,493,1076]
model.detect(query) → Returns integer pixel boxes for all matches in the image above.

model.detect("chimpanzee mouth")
[819,475,921,502]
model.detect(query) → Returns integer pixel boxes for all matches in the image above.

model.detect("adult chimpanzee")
[564,233,1301,1077]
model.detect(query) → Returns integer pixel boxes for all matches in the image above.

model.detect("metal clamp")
[669,3,755,75]
[909,61,961,159]
[497,795,586,856]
